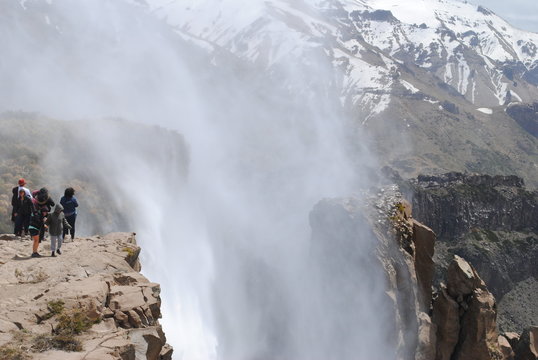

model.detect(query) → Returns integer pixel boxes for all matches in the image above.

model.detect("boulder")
[505,332,521,350]
[160,344,174,360]
[454,288,502,360]
[514,326,538,360]
[434,256,503,360]
[499,334,515,360]
[446,255,485,298]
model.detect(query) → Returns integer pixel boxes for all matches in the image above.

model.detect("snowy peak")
[136,0,538,111]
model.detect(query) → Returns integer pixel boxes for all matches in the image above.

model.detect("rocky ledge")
[0,233,172,360]
[310,186,537,360]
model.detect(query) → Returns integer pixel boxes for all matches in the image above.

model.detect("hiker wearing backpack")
[13,189,33,236]
[11,178,31,223]
[29,200,47,258]
[60,187,78,241]
[33,188,55,242]
[45,204,71,257]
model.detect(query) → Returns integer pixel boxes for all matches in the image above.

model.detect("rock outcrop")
[408,172,537,242]
[0,232,172,360]
[310,186,437,359]
[403,172,538,332]
[433,255,503,360]
[309,185,533,360]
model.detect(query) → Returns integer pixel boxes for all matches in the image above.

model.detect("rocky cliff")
[0,232,172,360]
[403,172,538,333]
[309,186,537,360]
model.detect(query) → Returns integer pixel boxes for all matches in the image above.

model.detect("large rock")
[309,186,438,360]
[514,327,538,360]
[433,256,503,360]
[0,233,173,359]
[455,288,502,360]
[499,335,516,360]
[446,255,485,298]
[432,285,460,360]
[412,220,436,311]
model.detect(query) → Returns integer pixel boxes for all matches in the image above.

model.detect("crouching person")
[45,204,71,257]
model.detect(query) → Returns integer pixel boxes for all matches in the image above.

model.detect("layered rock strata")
[0,232,172,360]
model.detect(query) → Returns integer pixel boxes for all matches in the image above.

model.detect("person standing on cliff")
[13,189,33,236]
[60,187,78,241]
[45,204,71,257]
[33,188,55,243]
[28,200,47,258]
[11,178,31,223]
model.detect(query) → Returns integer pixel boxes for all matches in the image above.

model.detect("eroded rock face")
[0,232,172,360]
[404,173,538,332]
[433,256,503,360]
[409,173,537,242]
[309,186,437,360]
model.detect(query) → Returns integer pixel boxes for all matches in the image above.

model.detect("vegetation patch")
[16,268,49,284]
[40,300,65,321]
[31,334,82,353]
[55,307,99,336]
[0,345,29,360]
[122,246,135,257]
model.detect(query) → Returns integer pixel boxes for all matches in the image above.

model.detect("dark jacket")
[13,194,33,216]
[34,192,55,214]
[45,204,71,236]
[11,187,18,207]
[60,196,78,217]
[29,202,46,230]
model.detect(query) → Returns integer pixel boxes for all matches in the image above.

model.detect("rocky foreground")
[0,233,172,360]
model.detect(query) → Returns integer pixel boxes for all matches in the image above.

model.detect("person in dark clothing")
[29,201,47,258]
[13,189,33,236]
[11,178,31,222]
[45,204,71,257]
[34,188,55,242]
[60,187,78,241]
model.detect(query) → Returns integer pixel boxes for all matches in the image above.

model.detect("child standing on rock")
[45,204,71,257]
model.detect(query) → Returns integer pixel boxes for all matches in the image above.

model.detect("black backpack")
[11,187,19,207]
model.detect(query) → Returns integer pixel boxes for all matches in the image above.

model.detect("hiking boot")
[56,249,62,255]
[31,252,42,258]
[51,252,56,257]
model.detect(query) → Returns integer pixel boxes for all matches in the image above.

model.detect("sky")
[473,0,538,33]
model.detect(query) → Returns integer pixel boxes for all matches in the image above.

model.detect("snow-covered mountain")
[4,0,538,185]
[136,0,538,115]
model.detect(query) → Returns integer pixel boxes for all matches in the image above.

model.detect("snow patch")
[400,80,419,93]
[476,108,493,115]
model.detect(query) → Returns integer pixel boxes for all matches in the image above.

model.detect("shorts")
[29,228,40,237]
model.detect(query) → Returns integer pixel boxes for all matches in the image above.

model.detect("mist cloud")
[3,1,397,359]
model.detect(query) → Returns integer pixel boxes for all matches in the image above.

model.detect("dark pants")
[14,214,30,235]
[64,214,77,239]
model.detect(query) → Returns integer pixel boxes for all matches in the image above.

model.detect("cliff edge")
[0,232,172,360]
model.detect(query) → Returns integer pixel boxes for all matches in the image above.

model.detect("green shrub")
[55,308,97,335]
[40,300,65,321]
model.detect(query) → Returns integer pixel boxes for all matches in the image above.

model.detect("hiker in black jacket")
[33,188,55,242]
[13,189,33,236]
[29,202,47,258]
[11,178,31,223]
